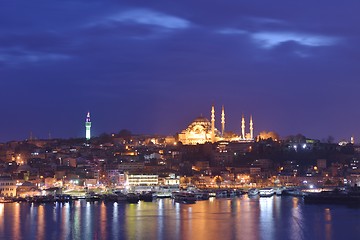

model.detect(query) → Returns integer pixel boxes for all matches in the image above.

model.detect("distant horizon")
[0,123,353,144]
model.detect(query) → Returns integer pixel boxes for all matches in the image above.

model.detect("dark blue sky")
[1,1,360,142]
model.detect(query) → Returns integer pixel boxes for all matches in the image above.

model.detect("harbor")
[1,193,359,240]
[2,184,359,207]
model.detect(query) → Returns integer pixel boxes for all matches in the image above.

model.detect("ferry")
[259,188,275,197]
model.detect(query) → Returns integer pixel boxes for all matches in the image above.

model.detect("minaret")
[250,115,254,140]
[221,105,225,137]
[211,105,215,143]
[351,135,354,144]
[85,112,91,140]
[241,114,245,140]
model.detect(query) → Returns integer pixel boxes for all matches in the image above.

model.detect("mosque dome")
[192,116,210,123]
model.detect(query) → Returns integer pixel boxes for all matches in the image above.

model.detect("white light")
[309,184,314,189]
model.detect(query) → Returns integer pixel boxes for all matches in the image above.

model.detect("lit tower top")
[211,105,215,143]
[85,112,91,140]
[241,114,245,140]
[221,105,225,137]
[250,115,254,140]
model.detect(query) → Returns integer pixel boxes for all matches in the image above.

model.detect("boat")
[155,186,174,198]
[55,194,72,202]
[172,192,196,204]
[215,190,236,198]
[247,188,259,196]
[0,196,14,203]
[85,192,102,202]
[28,195,55,203]
[126,193,140,204]
[275,187,286,196]
[139,192,156,202]
[104,194,121,202]
[282,188,304,197]
[304,189,360,206]
[236,189,246,196]
[259,188,275,197]
[215,190,228,198]
[227,190,237,198]
[192,191,210,200]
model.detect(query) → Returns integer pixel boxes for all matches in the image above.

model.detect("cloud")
[217,27,340,50]
[252,32,339,48]
[0,48,71,65]
[109,9,190,29]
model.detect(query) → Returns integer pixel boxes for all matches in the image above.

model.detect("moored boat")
[236,189,246,196]
[304,189,360,205]
[192,191,210,200]
[275,187,286,196]
[282,188,304,197]
[55,194,72,202]
[126,193,140,204]
[172,192,196,204]
[259,188,275,197]
[0,196,14,203]
[215,190,228,198]
[139,192,156,202]
[28,195,55,203]
[85,192,102,202]
[247,188,259,196]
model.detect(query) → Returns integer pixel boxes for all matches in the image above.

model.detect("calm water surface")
[0,196,359,240]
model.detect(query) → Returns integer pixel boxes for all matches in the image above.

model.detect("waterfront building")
[0,176,16,197]
[178,105,254,145]
[163,174,180,185]
[85,112,91,140]
[125,173,159,186]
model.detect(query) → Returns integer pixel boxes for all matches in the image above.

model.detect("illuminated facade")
[0,176,17,197]
[178,115,220,145]
[178,105,254,145]
[125,174,159,186]
[85,112,91,140]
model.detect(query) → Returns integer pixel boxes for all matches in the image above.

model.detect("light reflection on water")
[0,196,359,240]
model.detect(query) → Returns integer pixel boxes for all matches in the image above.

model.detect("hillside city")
[0,127,359,199]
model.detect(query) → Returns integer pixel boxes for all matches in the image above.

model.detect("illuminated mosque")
[178,105,254,145]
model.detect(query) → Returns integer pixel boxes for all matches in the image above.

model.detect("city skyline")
[1,1,360,142]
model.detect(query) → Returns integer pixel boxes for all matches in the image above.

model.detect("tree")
[327,136,334,144]
[258,131,280,141]
[98,133,112,142]
[118,129,132,141]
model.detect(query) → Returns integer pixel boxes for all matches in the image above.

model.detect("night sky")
[1,1,360,142]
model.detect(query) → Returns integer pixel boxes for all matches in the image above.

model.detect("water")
[0,196,359,240]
